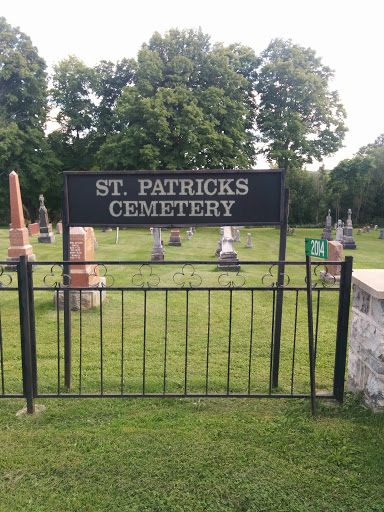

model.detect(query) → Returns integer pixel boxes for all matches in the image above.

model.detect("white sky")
[2,0,383,170]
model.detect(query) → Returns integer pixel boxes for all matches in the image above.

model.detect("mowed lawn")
[0,226,384,511]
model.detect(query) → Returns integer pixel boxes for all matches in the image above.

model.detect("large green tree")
[329,156,374,222]
[97,28,259,170]
[358,135,384,219]
[49,56,135,171]
[0,16,60,221]
[255,38,347,173]
[326,134,384,224]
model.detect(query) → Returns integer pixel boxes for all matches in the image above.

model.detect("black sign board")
[63,169,285,227]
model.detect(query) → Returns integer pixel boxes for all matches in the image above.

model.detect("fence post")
[18,255,35,413]
[62,190,72,389]
[306,255,317,415]
[27,259,38,397]
[272,187,290,388]
[333,255,353,402]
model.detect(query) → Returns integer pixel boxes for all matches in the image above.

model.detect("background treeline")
[0,17,382,225]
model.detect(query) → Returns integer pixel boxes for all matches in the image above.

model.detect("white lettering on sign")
[97,177,249,220]
[96,179,124,196]
[135,178,248,197]
[107,200,237,217]
[311,239,325,258]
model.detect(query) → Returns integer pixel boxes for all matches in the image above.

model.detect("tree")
[358,134,384,219]
[255,38,347,172]
[312,166,329,223]
[0,17,60,221]
[97,28,259,170]
[285,167,318,225]
[93,58,135,136]
[49,56,135,171]
[49,56,97,171]
[329,156,374,223]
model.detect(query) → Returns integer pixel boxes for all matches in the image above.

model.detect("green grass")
[0,227,384,511]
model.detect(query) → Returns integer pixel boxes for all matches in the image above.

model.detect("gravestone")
[102,227,112,232]
[215,227,224,257]
[374,225,378,231]
[28,223,39,236]
[38,195,55,243]
[234,229,241,243]
[379,229,384,239]
[343,208,356,249]
[336,220,344,242]
[151,228,165,261]
[357,229,362,235]
[218,226,240,271]
[320,241,343,283]
[321,209,333,241]
[191,227,196,234]
[185,230,192,240]
[363,226,368,233]
[56,222,63,234]
[54,227,106,311]
[168,228,181,246]
[6,171,36,270]
[245,233,252,248]
[367,226,370,233]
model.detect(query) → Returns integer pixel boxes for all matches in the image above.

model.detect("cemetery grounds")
[0,227,383,511]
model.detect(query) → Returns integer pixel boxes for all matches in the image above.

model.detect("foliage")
[97,28,259,170]
[49,56,135,172]
[5,18,381,226]
[255,38,347,171]
[326,133,384,223]
[0,17,61,221]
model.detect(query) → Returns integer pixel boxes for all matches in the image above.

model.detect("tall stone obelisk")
[6,171,36,270]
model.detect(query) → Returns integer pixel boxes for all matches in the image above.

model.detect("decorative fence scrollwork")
[305,264,336,288]
[132,264,160,288]
[218,271,246,288]
[261,265,290,288]
[43,265,71,288]
[173,264,202,288]
[0,266,12,288]
[87,264,115,288]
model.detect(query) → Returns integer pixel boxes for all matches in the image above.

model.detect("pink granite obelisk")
[6,171,36,270]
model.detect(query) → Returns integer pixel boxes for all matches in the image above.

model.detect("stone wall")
[347,269,384,410]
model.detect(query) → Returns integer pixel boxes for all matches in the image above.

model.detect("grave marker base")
[53,277,107,311]
[5,254,37,271]
[38,233,56,243]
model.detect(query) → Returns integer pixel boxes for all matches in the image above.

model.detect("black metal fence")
[0,256,352,413]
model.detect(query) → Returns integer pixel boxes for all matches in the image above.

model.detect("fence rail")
[0,257,352,413]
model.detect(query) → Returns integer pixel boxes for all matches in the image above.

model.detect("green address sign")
[305,238,328,259]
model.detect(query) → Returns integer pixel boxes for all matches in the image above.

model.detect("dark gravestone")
[321,209,333,241]
[168,228,182,246]
[38,195,55,243]
[343,208,356,250]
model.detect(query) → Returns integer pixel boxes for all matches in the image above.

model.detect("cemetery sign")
[63,169,285,227]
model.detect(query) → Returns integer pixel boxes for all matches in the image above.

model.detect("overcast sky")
[2,0,383,170]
